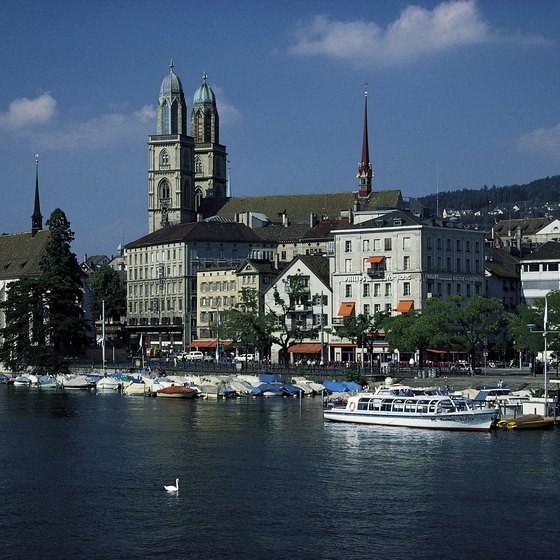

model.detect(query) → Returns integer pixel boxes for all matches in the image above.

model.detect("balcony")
[367,268,385,279]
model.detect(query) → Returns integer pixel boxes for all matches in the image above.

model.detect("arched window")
[195,157,203,174]
[194,188,203,211]
[161,101,170,134]
[159,180,171,201]
[160,150,169,168]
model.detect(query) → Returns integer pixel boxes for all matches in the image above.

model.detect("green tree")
[40,209,87,368]
[382,298,449,367]
[440,295,504,370]
[220,287,274,362]
[89,264,126,320]
[268,273,317,366]
[0,278,47,370]
[335,311,387,368]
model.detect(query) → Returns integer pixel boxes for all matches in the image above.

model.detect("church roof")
[125,221,266,249]
[193,72,215,103]
[160,61,184,96]
[0,230,50,280]
[215,192,356,223]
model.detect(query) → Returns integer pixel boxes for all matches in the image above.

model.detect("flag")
[139,333,143,350]
[544,296,548,332]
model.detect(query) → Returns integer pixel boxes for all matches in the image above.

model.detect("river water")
[0,385,558,560]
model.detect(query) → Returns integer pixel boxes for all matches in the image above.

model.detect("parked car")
[181,351,204,361]
[235,354,255,362]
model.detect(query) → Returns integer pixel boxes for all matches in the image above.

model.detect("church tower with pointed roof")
[31,153,43,237]
[148,61,196,233]
[191,72,228,205]
[357,85,374,199]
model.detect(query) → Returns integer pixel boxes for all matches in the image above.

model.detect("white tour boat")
[324,392,497,431]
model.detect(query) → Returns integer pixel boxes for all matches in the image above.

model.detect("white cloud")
[517,123,560,157]
[287,0,548,66]
[212,85,241,125]
[0,93,57,128]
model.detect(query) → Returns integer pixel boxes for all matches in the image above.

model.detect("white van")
[182,351,204,361]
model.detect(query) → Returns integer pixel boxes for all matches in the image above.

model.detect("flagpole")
[544,294,548,411]
[102,300,106,373]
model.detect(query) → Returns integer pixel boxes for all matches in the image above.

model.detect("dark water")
[0,386,559,560]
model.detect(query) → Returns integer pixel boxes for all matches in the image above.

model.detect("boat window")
[357,399,369,411]
[381,399,392,412]
[404,399,416,413]
[392,399,405,412]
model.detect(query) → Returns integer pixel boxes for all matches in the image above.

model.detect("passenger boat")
[324,392,497,431]
[156,386,197,398]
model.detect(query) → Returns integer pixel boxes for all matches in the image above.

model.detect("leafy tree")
[335,311,387,368]
[90,264,126,321]
[505,290,560,371]
[439,295,504,370]
[220,287,274,362]
[268,273,317,366]
[382,298,449,367]
[0,278,47,370]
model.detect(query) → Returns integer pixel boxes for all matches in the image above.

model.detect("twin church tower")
[148,61,228,233]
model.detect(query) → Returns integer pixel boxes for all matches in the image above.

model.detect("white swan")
[164,478,179,492]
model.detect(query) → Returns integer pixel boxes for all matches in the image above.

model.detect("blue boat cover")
[342,381,362,392]
[259,373,283,383]
[322,380,347,393]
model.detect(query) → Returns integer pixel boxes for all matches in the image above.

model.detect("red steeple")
[357,84,373,198]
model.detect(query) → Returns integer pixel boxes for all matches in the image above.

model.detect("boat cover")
[259,373,283,383]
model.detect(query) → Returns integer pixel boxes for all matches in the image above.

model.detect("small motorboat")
[496,414,555,430]
[156,386,197,398]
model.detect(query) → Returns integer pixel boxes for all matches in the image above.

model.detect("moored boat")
[496,414,555,430]
[324,392,497,431]
[156,385,197,398]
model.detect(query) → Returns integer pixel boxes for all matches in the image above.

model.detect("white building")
[331,210,486,321]
[520,241,560,306]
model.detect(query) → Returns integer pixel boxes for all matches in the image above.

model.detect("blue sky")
[1,0,559,260]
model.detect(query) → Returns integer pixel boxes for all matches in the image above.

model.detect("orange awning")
[337,302,355,317]
[288,343,323,353]
[396,300,414,313]
[366,256,385,263]
[189,340,232,348]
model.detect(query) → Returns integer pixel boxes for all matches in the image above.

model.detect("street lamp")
[528,293,551,414]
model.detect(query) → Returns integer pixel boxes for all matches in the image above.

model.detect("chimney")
[310,213,317,228]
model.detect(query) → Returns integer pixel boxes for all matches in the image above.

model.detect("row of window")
[348,237,482,253]
[523,263,559,272]
[200,296,236,308]
[128,298,183,314]
[130,248,181,266]
[130,280,183,297]
[346,281,483,299]
[200,280,237,292]
[129,264,182,281]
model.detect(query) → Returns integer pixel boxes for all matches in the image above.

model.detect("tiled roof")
[125,221,266,249]
[521,240,560,261]
[300,220,347,241]
[296,254,331,288]
[214,192,356,222]
[485,247,520,279]
[254,224,310,242]
[0,230,50,280]
[494,217,552,237]
[336,209,427,231]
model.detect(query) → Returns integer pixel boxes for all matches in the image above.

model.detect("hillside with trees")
[419,175,560,227]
